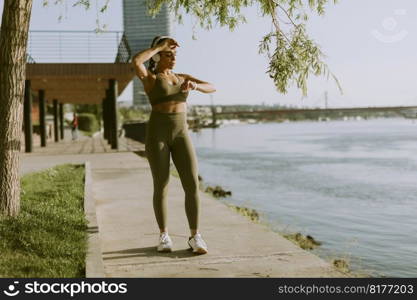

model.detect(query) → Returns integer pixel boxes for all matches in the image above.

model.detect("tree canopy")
[44,0,342,97]
[146,0,343,96]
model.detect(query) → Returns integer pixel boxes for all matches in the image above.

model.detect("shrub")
[77,113,98,133]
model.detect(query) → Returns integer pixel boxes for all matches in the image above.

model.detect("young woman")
[132,36,216,254]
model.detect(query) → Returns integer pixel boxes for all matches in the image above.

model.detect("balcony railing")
[26,30,131,63]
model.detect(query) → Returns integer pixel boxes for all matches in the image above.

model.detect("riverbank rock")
[306,235,322,246]
[283,232,322,250]
[333,259,350,273]
[205,185,232,198]
[229,205,260,222]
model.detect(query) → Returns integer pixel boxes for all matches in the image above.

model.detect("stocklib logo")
[371,9,408,43]
[3,281,20,297]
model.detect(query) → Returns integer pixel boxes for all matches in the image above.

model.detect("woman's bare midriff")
[151,101,186,113]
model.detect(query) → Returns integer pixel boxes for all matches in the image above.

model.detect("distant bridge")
[214,105,417,118]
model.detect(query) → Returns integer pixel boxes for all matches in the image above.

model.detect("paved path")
[20,131,348,278]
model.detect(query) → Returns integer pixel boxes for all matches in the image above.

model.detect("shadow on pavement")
[102,246,198,261]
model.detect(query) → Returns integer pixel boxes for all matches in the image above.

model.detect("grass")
[0,164,87,277]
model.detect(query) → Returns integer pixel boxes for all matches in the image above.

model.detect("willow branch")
[272,0,298,27]
[267,0,291,43]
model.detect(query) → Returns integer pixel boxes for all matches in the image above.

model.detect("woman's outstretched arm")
[178,74,216,93]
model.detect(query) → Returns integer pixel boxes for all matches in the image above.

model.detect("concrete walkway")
[20,131,348,278]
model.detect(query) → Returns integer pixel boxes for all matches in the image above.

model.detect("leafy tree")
[146,0,342,96]
[0,0,339,216]
[0,0,33,216]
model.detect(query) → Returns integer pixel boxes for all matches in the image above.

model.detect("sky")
[1,0,417,108]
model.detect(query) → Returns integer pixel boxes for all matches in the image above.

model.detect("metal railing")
[26,30,131,63]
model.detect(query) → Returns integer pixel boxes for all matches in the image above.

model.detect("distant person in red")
[71,112,79,141]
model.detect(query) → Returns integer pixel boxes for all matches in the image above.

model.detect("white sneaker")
[188,233,208,254]
[157,232,173,252]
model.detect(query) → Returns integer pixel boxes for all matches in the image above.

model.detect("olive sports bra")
[147,73,189,106]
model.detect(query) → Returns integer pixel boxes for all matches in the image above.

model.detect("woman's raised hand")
[158,38,180,51]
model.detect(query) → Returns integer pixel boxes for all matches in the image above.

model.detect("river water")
[189,118,417,277]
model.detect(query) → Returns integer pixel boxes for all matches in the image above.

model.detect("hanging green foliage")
[145,0,342,97]
[43,0,343,97]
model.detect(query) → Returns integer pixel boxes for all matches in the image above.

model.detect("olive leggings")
[145,110,200,230]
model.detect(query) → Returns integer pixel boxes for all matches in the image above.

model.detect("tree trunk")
[0,0,33,216]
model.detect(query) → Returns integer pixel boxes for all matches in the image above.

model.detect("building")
[122,0,173,109]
